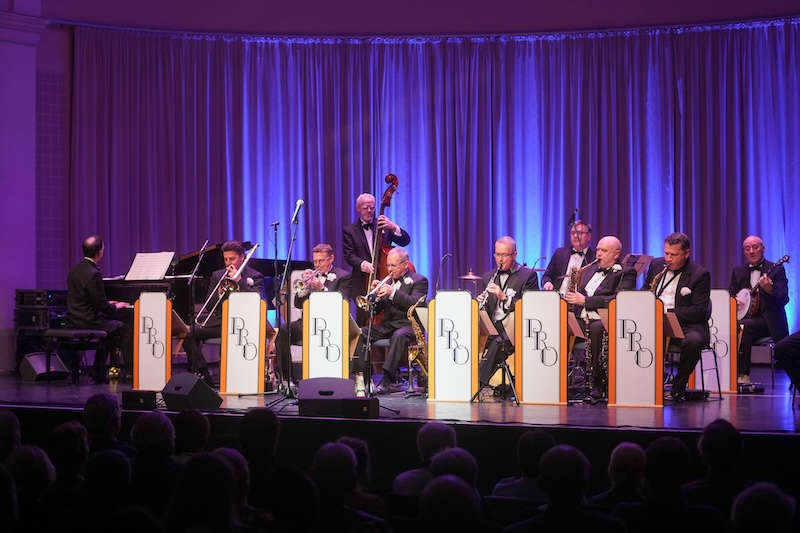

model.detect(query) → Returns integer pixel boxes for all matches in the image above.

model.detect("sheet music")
[125,252,175,281]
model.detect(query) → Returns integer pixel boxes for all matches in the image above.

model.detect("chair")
[43,328,108,383]
[371,338,391,377]
[752,336,777,387]
[665,340,723,401]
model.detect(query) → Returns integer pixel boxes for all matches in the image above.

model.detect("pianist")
[183,240,264,388]
[66,235,132,384]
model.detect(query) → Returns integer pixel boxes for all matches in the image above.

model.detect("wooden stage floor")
[0,365,797,434]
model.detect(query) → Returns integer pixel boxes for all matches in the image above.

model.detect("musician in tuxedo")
[66,235,132,384]
[643,232,711,401]
[351,248,427,394]
[478,236,540,386]
[565,236,636,400]
[343,193,411,325]
[275,243,351,384]
[542,220,596,295]
[728,235,789,385]
[183,241,264,387]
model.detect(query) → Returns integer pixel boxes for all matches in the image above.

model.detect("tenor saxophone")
[649,264,669,293]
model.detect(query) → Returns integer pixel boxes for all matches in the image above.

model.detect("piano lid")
[171,241,312,278]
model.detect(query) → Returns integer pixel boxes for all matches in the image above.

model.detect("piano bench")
[43,329,108,383]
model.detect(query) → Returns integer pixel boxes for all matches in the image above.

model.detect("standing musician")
[343,193,411,325]
[66,235,132,384]
[728,235,789,386]
[351,248,427,394]
[183,241,264,388]
[542,220,596,295]
[564,236,636,401]
[643,232,711,402]
[274,243,351,384]
[478,236,539,387]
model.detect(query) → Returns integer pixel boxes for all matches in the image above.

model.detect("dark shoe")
[196,367,215,389]
[669,389,685,402]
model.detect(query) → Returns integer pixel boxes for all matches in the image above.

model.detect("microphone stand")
[361,294,400,414]
[435,253,452,292]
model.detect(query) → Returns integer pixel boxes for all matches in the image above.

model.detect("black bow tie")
[571,249,585,256]
[361,222,373,231]
[599,267,613,275]
[497,270,511,276]
[748,262,764,272]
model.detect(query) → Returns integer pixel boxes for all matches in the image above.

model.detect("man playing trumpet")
[184,241,264,388]
[564,236,636,401]
[351,248,428,394]
[274,243,351,385]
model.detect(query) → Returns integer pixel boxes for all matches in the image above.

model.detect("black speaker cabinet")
[19,352,70,381]
[122,390,157,410]
[161,373,222,410]
[297,377,378,418]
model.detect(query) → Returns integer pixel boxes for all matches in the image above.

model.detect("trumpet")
[293,269,321,293]
[356,274,393,310]
[477,267,501,310]
[195,243,259,327]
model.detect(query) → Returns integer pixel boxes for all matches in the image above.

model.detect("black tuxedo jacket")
[67,258,117,328]
[728,260,789,341]
[342,219,411,300]
[373,270,428,329]
[479,262,539,321]
[202,265,265,328]
[577,264,637,312]
[293,266,351,309]
[541,246,596,289]
[643,258,711,343]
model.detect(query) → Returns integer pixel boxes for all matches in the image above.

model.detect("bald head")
[742,235,765,266]
[596,236,622,268]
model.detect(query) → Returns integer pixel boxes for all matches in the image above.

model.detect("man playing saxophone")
[274,243,351,386]
[565,236,635,401]
[351,248,428,394]
[642,232,711,402]
[542,220,596,295]
[478,236,539,387]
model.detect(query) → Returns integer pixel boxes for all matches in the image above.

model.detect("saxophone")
[649,264,669,293]
[567,258,600,294]
[407,296,428,382]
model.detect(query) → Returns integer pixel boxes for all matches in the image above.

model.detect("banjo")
[736,255,790,321]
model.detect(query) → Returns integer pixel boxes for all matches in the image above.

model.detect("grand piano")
[104,241,312,322]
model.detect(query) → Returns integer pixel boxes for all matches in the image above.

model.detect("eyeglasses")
[570,231,589,236]
[494,252,515,258]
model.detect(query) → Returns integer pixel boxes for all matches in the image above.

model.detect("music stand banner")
[133,292,171,391]
[609,291,663,407]
[221,292,266,394]
[515,292,568,404]
[302,291,351,379]
[428,291,478,401]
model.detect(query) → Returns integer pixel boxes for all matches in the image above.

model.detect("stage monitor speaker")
[297,377,378,418]
[19,352,70,382]
[122,390,157,410]
[161,373,222,411]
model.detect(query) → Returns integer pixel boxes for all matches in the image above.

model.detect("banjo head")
[735,288,751,321]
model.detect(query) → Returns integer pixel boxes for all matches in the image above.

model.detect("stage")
[3,365,799,495]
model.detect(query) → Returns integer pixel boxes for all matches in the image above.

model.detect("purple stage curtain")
[62,19,800,327]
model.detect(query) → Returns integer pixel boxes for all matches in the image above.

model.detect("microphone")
[435,252,453,292]
[290,199,304,224]
[270,221,280,227]
[532,256,546,268]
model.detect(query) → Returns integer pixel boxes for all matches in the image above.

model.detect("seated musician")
[274,243,351,386]
[564,236,635,401]
[477,236,539,387]
[66,235,132,384]
[183,241,264,388]
[351,248,427,395]
[642,232,711,402]
[728,235,789,386]
[343,193,411,325]
[542,220,596,295]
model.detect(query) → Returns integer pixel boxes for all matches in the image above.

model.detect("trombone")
[195,243,259,327]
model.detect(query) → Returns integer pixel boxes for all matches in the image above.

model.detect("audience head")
[214,447,250,507]
[174,409,210,455]
[0,464,17,527]
[517,429,556,477]
[84,393,122,440]
[337,435,372,487]
[131,411,175,457]
[538,444,590,506]
[7,445,55,509]
[607,441,646,489]
[0,409,21,462]
[698,418,742,472]
[269,465,318,526]
[310,442,358,501]
[645,436,690,493]
[430,447,479,488]
[420,475,480,530]
[46,421,89,483]
[417,421,457,463]
[86,449,131,500]
[167,453,235,533]
[731,482,796,533]
[239,407,280,462]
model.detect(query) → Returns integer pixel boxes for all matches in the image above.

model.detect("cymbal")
[458,271,482,281]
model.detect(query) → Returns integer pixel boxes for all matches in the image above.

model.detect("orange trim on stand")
[514,300,522,401]
[729,296,738,391]
[655,299,664,406]
[258,299,266,393]
[165,299,172,384]
[342,299,350,378]
[559,298,568,404]
[607,299,616,405]
[133,300,140,389]
[220,300,229,393]
[428,300,436,400]
[302,300,310,379]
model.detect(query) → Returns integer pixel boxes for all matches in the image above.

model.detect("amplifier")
[15,289,68,308]
[14,308,67,330]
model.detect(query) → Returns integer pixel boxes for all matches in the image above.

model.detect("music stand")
[470,310,519,406]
